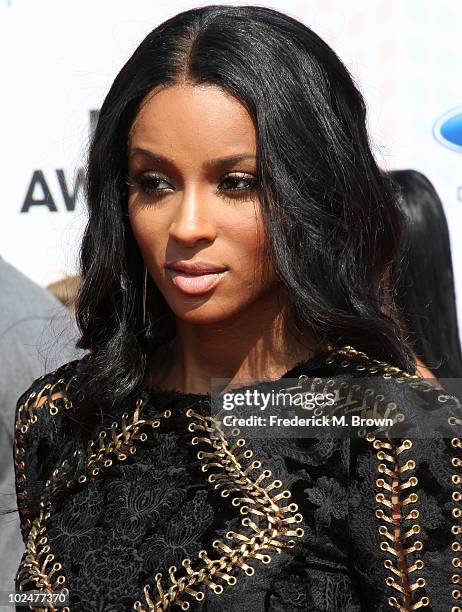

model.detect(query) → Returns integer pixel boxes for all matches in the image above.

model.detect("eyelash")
[125,171,258,203]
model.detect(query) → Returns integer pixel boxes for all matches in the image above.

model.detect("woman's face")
[127,82,279,325]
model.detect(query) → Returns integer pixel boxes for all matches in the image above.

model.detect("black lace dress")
[13,345,462,612]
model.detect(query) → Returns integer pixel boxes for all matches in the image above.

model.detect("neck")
[414,355,437,380]
[147,291,323,394]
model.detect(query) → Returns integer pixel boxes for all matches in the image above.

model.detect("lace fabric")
[13,346,462,611]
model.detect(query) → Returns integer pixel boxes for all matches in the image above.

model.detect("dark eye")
[219,173,256,192]
[218,173,257,202]
[126,172,173,195]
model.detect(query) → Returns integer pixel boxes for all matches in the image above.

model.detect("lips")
[166,261,228,275]
[165,261,229,295]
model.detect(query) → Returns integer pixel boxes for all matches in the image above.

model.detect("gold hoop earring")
[142,265,147,327]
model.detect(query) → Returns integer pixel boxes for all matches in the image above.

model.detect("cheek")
[128,208,167,263]
[234,223,264,267]
[228,214,277,290]
[225,201,264,249]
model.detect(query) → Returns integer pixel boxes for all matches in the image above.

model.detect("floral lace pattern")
[13,349,462,611]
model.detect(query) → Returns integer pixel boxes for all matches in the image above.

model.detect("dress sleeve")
[13,361,80,544]
[346,371,462,611]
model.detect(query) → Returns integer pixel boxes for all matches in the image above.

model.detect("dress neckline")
[143,344,336,401]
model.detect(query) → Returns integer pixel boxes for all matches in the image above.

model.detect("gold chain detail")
[16,499,70,612]
[58,399,171,488]
[14,370,77,610]
[336,344,462,610]
[449,432,462,608]
[133,408,305,611]
[332,346,420,381]
[15,375,75,534]
[16,345,446,610]
[15,392,171,611]
[334,346,429,610]
[366,435,429,611]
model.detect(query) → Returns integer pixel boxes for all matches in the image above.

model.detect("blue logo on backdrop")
[433,106,462,153]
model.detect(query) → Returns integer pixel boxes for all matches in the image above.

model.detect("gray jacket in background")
[0,256,84,594]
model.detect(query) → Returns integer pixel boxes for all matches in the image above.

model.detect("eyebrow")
[129,147,256,170]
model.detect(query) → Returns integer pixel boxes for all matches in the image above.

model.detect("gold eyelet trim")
[15,395,171,611]
[335,346,429,610]
[366,434,429,610]
[334,346,420,381]
[15,499,69,612]
[15,372,76,537]
[14,367,78,609]
[133,408,305,611]
[450,435,462,606]
[17,345,444,611]
[337,345,462,610]
[51,400,171,487]
[17,395,304,611]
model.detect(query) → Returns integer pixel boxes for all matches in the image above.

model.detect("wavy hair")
[73,4,415,432]
[390,169,462,378]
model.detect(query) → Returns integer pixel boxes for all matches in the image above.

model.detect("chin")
[166,296,246,325]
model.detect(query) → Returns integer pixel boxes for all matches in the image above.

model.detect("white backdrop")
[1,0,461,336]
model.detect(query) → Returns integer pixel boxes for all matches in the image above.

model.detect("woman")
[13,6,461,611]
[389,169,462,380]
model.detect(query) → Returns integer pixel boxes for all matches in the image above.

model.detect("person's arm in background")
[0,256,85,598]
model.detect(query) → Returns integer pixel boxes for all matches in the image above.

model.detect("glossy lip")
[165,261,229,295]
[165,269,228,295]
[165,260,228,275]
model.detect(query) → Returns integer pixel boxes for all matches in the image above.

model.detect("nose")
[169,185,217,247]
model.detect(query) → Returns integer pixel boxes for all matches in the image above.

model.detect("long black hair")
[74,4,415,432]
[390,169,462,378]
